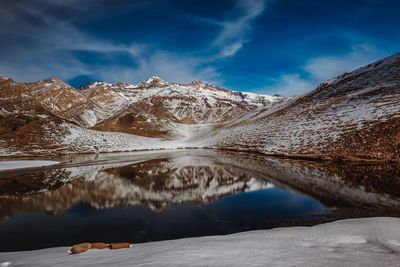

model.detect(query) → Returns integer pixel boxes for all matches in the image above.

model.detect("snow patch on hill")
[53,122,210,153]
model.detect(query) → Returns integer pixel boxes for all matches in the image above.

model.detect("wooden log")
[91,242,109,249]
[109,242,130,249]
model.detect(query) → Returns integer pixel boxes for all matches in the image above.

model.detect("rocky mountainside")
[208,53,400,161]
[0,53,399,161]
[0,75,281,137]
[0,76,128,128]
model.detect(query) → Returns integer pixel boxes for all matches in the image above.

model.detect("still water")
[0,150,399,251]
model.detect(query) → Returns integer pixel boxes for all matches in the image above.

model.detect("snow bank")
[1,217,400,266]
[0,160,60,171]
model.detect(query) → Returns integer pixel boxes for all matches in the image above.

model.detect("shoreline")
[2,207,400,253]
[1,146,399,167]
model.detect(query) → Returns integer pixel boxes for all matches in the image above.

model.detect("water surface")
[0,150,399,251]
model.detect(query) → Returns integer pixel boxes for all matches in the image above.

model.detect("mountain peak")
[42,77,67,86]
[189,80,208,86]
[0,75,15,86]
[45,77,61,82]
[141,76,168,87]
[0,75,14,84]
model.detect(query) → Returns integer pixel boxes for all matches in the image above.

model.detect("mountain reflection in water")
[0,149,399,251]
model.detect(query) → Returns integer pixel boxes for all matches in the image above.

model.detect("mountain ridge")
[0,53,399,162]
[0,75,282,128]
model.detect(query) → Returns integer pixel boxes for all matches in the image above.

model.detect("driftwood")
[70,243,92,254]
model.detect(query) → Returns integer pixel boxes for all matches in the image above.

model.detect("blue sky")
[0,0,399,95]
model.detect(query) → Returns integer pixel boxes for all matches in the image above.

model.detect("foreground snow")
[0,160,60,171]
[1,217,400,266]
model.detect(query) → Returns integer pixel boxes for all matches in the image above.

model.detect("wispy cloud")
[0,1,144,82]
[262,42,387,96]
[127,0,268,83]
[266,74,315,97]
[97,51,220,84]
[214,0,266,58]
[0,0,267,86]
[192,0,267,59]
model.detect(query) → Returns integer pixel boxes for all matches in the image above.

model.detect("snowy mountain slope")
[0,113,212,156]
[207,53,400,161]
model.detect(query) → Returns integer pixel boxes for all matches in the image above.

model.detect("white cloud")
[303,44,381,81]
[215,0,266,58]
[192,0,267,59]
[219,43,244,57]
[97,51,220,84]
[263,43,387,96]
[268,74,315,97]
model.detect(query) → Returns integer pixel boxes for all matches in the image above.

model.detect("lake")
[0,149,399,251]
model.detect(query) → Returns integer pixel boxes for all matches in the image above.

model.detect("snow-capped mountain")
[0,75,282,134]
[0,53,399,162]
[83,76,281,137]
